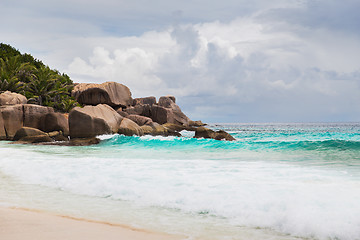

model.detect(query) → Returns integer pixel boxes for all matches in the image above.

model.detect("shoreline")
[0,207,185,240]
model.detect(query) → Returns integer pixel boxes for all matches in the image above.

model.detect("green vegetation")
[0,43,78,112]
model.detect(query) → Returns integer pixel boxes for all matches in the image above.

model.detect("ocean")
[1,123,360,240]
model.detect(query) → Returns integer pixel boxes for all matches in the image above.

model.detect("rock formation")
[0,82,235,144]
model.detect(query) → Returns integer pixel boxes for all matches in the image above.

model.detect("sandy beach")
[0,207,184,240]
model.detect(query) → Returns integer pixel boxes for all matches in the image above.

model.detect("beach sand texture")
[0,207,183,240]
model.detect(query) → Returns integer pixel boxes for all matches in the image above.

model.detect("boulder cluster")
[0,82,235,145]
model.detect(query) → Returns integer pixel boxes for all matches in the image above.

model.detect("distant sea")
[1,123,360,240]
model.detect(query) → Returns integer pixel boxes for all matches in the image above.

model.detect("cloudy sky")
[1,0,360,122]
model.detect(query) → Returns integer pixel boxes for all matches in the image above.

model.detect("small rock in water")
[194,127,235,141]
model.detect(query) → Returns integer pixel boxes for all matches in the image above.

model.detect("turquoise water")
[0,123,360,239]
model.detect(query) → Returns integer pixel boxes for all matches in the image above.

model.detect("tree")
[0,43,77,112]
[0,43,21,60]
[0,55,35,93]
[26,66,58,105]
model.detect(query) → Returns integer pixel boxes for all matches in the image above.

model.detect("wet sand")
[0,207,184,240]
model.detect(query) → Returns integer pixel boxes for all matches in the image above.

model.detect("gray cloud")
[259,0,360,35]
[1,0,300,36]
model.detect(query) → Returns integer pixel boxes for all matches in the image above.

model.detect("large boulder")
[13,127,48,141]
[72,82,133,107]
[133,96,156,106]
[126,115,153,126]
[150,96,190,126]
[39,112,69,136]
[12,127,54,144]
[0,91,27,106]
[0,105,24,140]
[194,127,235,141]
[23,104,55,129]
[69,104,123,138]
[118,118,144,136]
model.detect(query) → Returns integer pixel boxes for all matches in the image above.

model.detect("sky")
[1,0,360,123]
